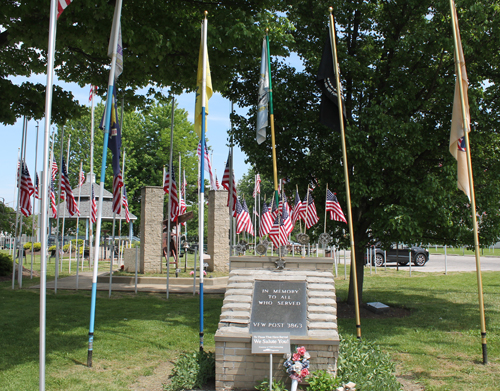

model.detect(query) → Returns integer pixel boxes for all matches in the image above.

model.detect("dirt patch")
[337,301,411,319]
[0,267,39,282]
[129,360,174,391]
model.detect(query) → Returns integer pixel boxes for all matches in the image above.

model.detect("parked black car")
[366,244,429,267]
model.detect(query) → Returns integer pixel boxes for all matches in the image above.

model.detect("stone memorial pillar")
[139,186,163,273]
[207,189,230,272]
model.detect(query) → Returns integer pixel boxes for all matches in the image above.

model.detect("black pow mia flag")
[316,33,347,132]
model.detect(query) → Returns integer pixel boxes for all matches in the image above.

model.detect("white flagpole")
[31,121,40,279]
[89,86,96,270]
[40,0,58,387]
[75,160,83,289]
[166,98,175,299]
[87,0,123,368]
[61,135,71,273]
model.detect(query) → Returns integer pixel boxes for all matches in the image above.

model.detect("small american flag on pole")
[326,189,347,224]
[61,158,80,216]
[35,173,40,200]
[89,85,97,102]
[303,192,319,229]
[164,167,179,222]
[19,161,35,217]
[235,199,254,236]
[112,170,123,214]
[50,178,57,219]
[122,185,130,223]
[221,152,237,213]
[90,184,97,224]
[79,169,85,187]
[253,173,261,198]
[57,0,73,19]
[259,202,273,237]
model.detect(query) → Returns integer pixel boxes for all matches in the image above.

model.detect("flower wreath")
[283,346,310,381]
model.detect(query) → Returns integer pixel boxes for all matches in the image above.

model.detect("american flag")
[235,199,254,236]
[19,162,35,217]
[79,169,85,187]
[112,170,123,214]
[303,192,319,229]
[57,0,73,19]
[221,152,237,213]
[90,184,97,224]
[197,139,216,190]
[326,189,347,223]
[181,169,187,199]
[61,158,80,216]
[35,173,40,200]
[253,173,261,198]
[215,175,220,190]
[270,196,279,221]
[89,85,97,102]
[51,157,58,180]
[122,185,130,223]
[259,202,273,237]
[291,188,302,226]
[50,178,57,219]
[269,198,293,248]
[163,167,179,221]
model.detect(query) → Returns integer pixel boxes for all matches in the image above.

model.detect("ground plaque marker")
[250,281,307,336]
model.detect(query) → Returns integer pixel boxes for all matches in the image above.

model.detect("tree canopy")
[227,0,500,302]
[1,0,294,124]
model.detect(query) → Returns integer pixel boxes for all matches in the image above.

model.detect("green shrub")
[163,350,215,391]
[63,244,70,252]
[0,253,13,277]
[23,242,32,250]
[131,242,140,248]
[71,239,84,246]
[48,245,56,252]
[307,370,342,391]
[255,378,287,391]
[33,242,41,251]
[336,335,402,390]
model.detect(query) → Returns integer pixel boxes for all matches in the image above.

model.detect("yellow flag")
[194,36,213,138]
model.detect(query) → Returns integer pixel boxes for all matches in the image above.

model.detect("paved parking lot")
[374,253,500,273]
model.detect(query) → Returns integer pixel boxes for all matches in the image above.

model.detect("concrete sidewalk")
[31,272,228,294]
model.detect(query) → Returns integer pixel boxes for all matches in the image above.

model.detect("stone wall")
[207,190,230,272]
[139,186,163,273]
[214,257,339,390]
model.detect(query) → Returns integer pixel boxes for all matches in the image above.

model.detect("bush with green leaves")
[32,242,41,251]
[23,242,32,250]
[336,335,402,390]
[48,245,56,252]
[307,370,342,391]
[255,378,287,391]
[0,253,13,276]
[71,239,84,246]
[163,350,215,391]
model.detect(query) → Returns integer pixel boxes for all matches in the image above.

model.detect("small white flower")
[303,352,310,360]
[292,362,302,373]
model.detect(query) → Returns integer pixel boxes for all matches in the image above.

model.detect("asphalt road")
[377,253,500,273]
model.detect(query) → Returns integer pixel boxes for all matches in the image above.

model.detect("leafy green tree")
[228,0,500,304]
[1,0,294,124]
[52,100,199,235]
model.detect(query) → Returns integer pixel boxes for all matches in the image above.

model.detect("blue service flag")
[99,89,122,177]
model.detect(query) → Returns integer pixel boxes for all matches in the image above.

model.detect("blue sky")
[0,75,251,209]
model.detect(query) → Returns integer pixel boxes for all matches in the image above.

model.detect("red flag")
[57,0,73,19]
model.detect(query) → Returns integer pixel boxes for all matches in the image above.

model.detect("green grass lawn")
[0,254,498,390]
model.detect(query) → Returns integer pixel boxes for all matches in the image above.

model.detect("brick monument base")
[214,256,339,390]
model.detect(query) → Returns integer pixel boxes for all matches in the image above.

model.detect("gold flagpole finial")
[204,10,208,17]
[329,6,333,13]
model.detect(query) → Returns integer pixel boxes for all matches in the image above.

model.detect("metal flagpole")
[162,165,166,275]
[89,85,96,271]
[328,8,361,339]
[31,121,40,279]
[229,103,234,258]
[12,117,26,289]
[198,12,209,351]
[450,0,487,364]
[178,152,181,269]
[118,98,125,267]
[60,135,71,273]
[54,125,65,293]
[166,98,176,299]
[18,117,29,288]
[75,161,83,290]
[265,30,279,208]
[324,184,328,233]
[87,0,123,368]
[40,0,58,386]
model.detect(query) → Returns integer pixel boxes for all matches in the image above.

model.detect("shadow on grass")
[0,285,223,373]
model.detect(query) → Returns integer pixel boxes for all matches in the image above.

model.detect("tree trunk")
[347,242,365,305]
